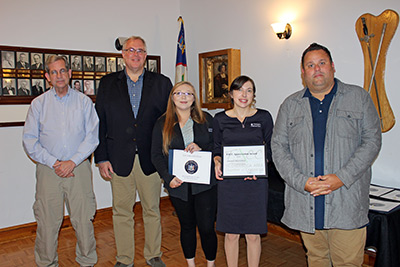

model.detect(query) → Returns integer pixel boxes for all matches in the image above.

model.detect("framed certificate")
[169,149,212,184]
[222,144,267,178]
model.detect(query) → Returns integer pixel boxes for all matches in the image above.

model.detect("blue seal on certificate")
[184,160,198,174]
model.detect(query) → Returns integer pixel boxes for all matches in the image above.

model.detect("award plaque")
[222,144,267,178]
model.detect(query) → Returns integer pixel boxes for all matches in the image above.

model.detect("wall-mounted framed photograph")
[17,78,31,96]
[2,78,16,96]
[1,51,15,69]
[95,56,106,72]
[71,79,83,92]
[16,52,30,69]
[30,53,44,70]
[199,48,240,110]
[0,45,161,105]
[106,57,116,72]
[117,57,125,71]
[71,55,82,71]
[147,58,158,73]
[31,79,44,96]
[83,80,95,96]
[83,56,94,72]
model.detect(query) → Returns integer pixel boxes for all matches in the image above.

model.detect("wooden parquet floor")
[0,198,307,266]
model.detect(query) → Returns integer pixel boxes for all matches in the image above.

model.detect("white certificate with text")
[171,150,212,184]
[222,145,267,178]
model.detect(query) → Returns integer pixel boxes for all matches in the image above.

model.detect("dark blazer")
[16,61,30,69]
[2,87,16,95]
[31,85,44,96]
[94,70,172,176]
[151,112,216,201]
[18,88,30,95]
[31,63,43,70]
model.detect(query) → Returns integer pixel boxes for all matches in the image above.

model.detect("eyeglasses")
[123,47,147,55]
[49,68,68,75]
[173,92,194,97]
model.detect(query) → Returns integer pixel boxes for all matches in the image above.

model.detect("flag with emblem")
[175,16,188,83]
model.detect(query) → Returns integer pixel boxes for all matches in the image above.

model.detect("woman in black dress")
[152,81,217,267]
[213,75,273,267]
[214,63,228,97]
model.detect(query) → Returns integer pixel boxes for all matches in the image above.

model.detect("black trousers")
[169,185,217,260]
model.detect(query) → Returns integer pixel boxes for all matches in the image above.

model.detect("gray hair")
[122,36,147,51]
[45,55,70,73]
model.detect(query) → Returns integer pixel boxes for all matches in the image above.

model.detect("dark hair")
[229,75,257,107]
[218,63,227,72]
[229,75,256,93]
[301,43,333,68]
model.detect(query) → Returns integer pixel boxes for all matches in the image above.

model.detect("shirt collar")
[51,86,72,99]
[124,68,145,83]
[303,78,338,99]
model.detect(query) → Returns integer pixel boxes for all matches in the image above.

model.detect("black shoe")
[114,262,134,267]
[146,257,166,267]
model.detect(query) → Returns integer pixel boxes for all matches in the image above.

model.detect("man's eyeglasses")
[123,47,147,55]
[173,92,194,97]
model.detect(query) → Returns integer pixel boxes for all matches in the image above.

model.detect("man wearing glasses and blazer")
[94,36,172,267]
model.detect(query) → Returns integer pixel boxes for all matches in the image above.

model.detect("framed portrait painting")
[199,48,240,110]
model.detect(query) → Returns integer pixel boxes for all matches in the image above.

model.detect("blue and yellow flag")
[175,16,188,83]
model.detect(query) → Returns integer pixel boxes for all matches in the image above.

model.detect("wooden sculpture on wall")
[355,9,399,132]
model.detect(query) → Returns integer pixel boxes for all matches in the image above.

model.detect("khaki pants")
[111,155,162,265]
[301,227,366,267]
[34,161,97,267]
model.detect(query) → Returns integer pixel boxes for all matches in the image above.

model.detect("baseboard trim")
[267,221,302,243]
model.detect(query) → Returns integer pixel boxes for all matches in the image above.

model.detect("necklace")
[241,117,247,128]
[233,111,249,128]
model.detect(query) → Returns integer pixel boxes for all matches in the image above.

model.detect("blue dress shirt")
[23,87,99,168]
[126,69,144,118]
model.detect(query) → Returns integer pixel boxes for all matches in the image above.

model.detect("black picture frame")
[71,79,83,92]
[1,51,15,69]
[30,53,44,70]
[71,55,82,71]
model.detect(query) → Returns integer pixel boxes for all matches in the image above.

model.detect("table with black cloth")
[267,162,400,267]
[366,205,400,267]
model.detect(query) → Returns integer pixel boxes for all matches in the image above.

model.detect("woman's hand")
[214,156,223,180]
[184,142,201,153]
[169,177,183,188]
[244,175,257,181]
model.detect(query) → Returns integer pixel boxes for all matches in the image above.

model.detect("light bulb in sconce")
[271,23,292,39]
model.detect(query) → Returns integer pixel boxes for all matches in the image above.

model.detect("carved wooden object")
[355,9,398,132]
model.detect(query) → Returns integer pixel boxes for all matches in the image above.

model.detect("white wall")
[180,0,400,187]
[1,0,400,228]
[0,0,180,228]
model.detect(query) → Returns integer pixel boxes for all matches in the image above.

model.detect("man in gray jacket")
[271,43,382,267]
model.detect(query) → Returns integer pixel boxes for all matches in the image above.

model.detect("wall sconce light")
[271,23,292,39]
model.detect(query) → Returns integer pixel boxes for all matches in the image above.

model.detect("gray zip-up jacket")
[271,79,382,233]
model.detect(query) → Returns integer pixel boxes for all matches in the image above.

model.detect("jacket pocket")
[288,116,305,145]
[335,109,362,139]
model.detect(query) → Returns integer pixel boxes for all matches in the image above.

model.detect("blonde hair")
[162,81,206,154]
